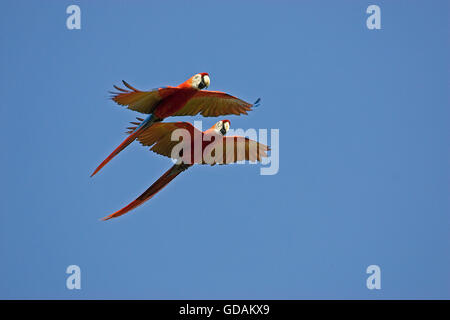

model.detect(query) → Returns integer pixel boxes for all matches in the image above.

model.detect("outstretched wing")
[133,121,270,164]
[172,90,260,117]
[135,122,200,158]
[110,81,178,114]
[218,136,270,164]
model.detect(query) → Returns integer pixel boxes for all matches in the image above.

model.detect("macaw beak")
[199,75,210,89]
[220,127,226,135]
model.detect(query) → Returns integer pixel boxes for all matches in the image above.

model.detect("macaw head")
[190,72,210,90]
[214,119,230,135]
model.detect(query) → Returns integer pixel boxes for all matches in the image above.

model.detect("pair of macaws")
[92,73,269,220]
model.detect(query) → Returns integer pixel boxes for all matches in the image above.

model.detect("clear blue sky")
[0,0,449,299]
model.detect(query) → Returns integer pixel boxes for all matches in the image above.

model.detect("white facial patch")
[191,74,202,89]
[215,121,223,131]
[203,75,210,88]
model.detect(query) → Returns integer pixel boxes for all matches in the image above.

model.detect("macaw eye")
[224,122,230,131]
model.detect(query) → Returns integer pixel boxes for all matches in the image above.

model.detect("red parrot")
[101,119,269,220]
[91,73,260,177]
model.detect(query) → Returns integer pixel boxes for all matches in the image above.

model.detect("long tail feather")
[90,115,156,177]
[101,164,190,221]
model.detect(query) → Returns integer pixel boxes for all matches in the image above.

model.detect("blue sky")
[0,0,449,299]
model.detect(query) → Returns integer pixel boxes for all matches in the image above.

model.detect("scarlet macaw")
[91,73,260,177]
[101,119,269,220]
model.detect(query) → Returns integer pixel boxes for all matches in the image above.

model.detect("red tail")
[91,117,155,177]
[101,164,191,221]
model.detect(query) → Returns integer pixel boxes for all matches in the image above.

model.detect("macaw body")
[91,73,260,177]
[101,120,269,220]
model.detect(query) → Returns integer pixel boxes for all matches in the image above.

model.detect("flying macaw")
[101,119,270,220]
[91,73,260,177]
